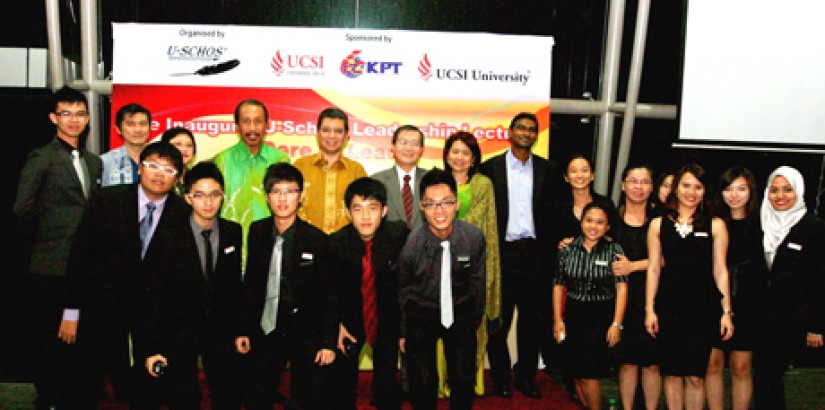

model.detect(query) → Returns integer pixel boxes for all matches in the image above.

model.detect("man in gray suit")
[13,85,102,409]
[371,124,426,230]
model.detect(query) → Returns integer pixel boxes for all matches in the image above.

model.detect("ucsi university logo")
[418,53,433,81]
[271,50,324,76]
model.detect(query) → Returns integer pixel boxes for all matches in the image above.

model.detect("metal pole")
[610,0,652,204]
[594,0,626,195]
[80,0,102,154]
[552,98,677,119]
[45,0,64,90]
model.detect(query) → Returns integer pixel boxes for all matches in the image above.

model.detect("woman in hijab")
[754,166,825,409]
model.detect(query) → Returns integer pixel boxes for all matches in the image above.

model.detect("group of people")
[13,84,824,410]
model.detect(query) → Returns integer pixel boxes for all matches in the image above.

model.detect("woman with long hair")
[754,166,825,409]
[652,170,675,214]
[553,201,628,410]
[435,131,500,397]
[613,164,662,410]
[160,127,197,195]
[705,166,765,410]
[645,163,734,410]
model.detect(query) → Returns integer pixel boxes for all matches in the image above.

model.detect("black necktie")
[202,229,213,281]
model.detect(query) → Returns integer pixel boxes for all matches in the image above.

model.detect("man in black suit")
[59,142,190,408]
[134,161,244,409]
[234,163,337,410]
[329,177,410,410]
[479,112,553,399]
[13,85,102,409]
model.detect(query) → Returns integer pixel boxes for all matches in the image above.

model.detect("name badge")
[695,232,709,238]
[301,252,314,260]
[224,246,236,254]
[595,260,609,267]
[788,242,803,251]
[457,255,470,262]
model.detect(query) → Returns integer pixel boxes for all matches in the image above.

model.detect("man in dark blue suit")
[59,142,190,408]
[234,163,337,410]
[135,161,244,409]
[13,85,102,409]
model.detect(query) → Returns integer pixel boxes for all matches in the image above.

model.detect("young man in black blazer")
[59,142,190,408]
[13,85,102,409]
[329,177,410,410]
[135,161,244,409]
[234,163,337,410]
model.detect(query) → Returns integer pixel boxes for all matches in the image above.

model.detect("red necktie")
[402,174,413,227]
[361,241,378,346]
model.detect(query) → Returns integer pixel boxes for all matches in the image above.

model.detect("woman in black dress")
[754,166,825,409]
[613,164,661,410]
[705,166,764,410]
[645,163,733,410]
[553,202,628,410]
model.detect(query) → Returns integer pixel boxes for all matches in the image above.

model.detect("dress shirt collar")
[309,152,347,171]
[137,185,169,217]
[506,148,533,170]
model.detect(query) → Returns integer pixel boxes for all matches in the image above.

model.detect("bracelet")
[611,321,624,330]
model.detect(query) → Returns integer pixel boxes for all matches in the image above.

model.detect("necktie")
[201,229,213,281]
[71,150,89,198]
[261,236,284,335]
[361,241,377,346]
[139,202,156,258]
[402,174,413,227]
[440,240,453,328]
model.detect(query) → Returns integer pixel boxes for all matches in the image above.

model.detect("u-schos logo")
[340,50,402,78]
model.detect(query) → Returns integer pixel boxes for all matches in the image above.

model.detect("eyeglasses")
[269,188,301,196]
[513,124,538,133]
[420,198,458,210]
[188,191,223,201]
[54,110,89,118]
[142,161,178,177]
[624,178,652,186]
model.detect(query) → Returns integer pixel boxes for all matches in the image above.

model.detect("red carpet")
[98,370,585,409]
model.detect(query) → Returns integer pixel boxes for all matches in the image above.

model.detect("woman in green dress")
[436,131,501,397]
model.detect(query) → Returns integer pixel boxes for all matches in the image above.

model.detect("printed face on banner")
[317,118,349,156]
[237,103,267,153]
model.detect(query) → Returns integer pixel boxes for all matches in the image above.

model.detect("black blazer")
[767,213,825,335]
[135,217,243,360]
[239,217,337,350]
[329,220,409,343]
[479,151,553,244]
[64,184,191,333]
[13,138,102,276]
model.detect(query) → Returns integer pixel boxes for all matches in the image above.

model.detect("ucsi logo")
[271,50,324,76]
[340,50,402,78]
[418,53,433,81]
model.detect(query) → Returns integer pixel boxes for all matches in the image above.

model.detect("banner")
[112,23,554,172]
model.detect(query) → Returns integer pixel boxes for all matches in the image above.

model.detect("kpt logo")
[340,50,402,78]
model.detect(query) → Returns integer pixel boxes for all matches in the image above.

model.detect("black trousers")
[64,325,133,409]
[131,351,201,410]
[486,240,543,386]
[24,275,79,409]
[332,333,401,410]
[243,325,329,410]
[405,302,477,410]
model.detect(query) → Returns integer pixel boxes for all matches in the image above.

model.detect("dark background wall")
[2,0,823,378]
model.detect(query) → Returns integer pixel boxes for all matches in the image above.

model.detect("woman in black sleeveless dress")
[645,164,734,410]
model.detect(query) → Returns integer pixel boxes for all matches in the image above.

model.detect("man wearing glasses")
[13,85,102,410]
[135,161,244,409]
[101,103,153,186]
[234,162,337,409]
[398,169,486,410]
[60,142,190,408]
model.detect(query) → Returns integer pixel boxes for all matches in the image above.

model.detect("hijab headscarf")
[761,166,807,268]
